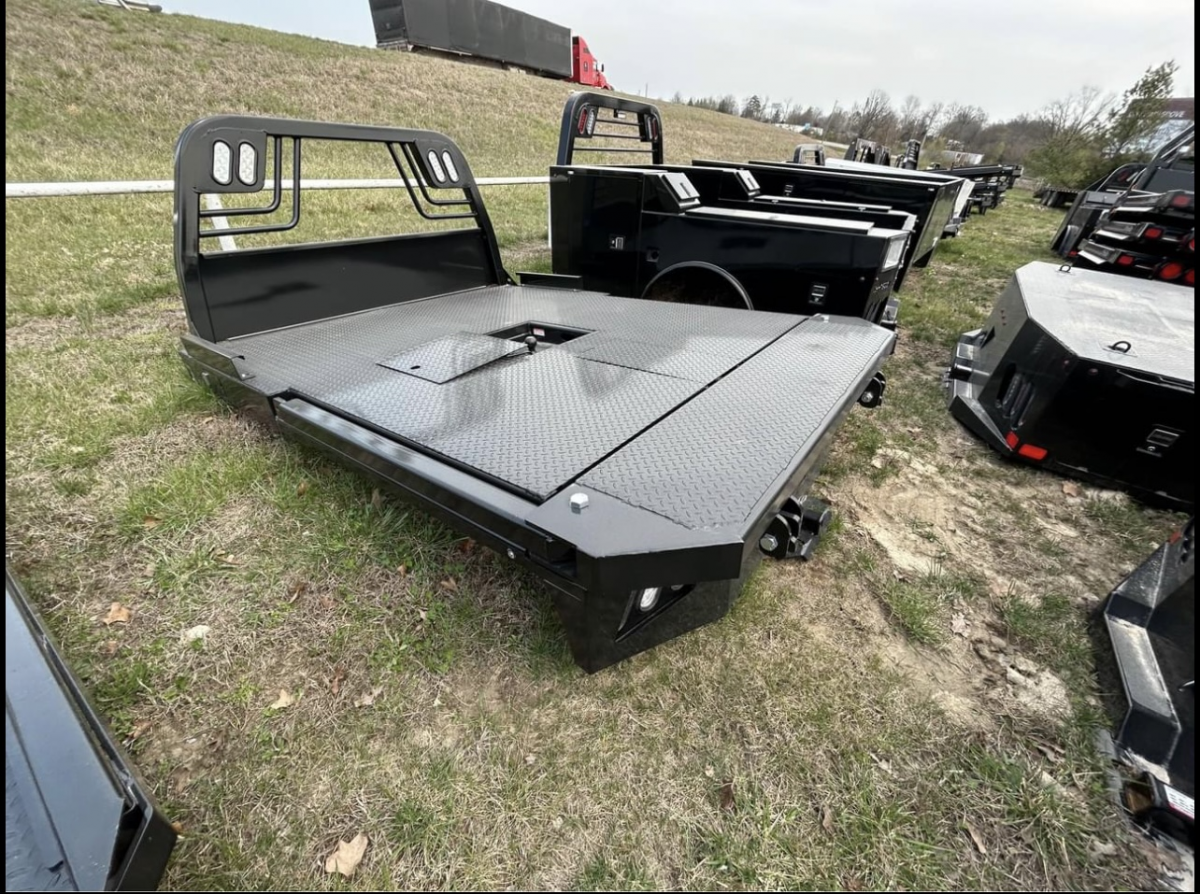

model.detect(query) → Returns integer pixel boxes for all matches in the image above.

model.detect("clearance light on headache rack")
[1117,253,1136,267]
[1143,225,1165,240]
[426,150,447,183]
[1170,193,1193,209]
[236,142,257,186]
[211,140,232,185]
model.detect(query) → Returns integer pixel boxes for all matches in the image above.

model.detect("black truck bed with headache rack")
[175,116,895,672]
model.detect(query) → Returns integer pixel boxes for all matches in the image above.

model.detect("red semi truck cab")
[572,36,612,89]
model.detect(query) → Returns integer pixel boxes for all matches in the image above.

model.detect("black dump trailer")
[368,0,571,78]
[6,568,176,891]
[945,262,1193,510]
[1053,124,1195,259]
[549,93,911,324]
[174,115,895,673]
[1103,517,1194,843]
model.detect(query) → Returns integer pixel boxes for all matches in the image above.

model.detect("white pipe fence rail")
[5,176,550,199]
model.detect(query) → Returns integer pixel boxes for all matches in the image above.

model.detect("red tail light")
[1185,269,1195,287]
[1017,443,1048,461]
[1156,261,1185,281]
[1170,193,1192,208]
[1117,254,1136,267]
[1005,431,1019,450]
[1143,226,1165,240]
[1068,249,1079,258]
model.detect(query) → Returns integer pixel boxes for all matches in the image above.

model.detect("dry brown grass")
[5,1,1184,890]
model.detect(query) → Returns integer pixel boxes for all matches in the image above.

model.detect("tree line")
[669,61,1183,187]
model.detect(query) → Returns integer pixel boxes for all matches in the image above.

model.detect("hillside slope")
[5,0,803,183]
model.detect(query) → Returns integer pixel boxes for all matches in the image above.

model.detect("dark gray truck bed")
[175,115,895,672]
[6,569,176,891]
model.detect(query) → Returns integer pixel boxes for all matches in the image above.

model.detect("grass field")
[5,1,1185,890]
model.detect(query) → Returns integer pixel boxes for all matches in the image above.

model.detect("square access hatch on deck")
[379,332,519,384]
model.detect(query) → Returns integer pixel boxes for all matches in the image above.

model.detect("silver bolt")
[506,548,516,560]
[759,533,779,553]
[569,493,590,512]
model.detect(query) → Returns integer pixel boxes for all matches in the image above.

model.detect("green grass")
[5,0,1183,890]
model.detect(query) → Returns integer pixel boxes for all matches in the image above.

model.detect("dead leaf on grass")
[1062,481,1082,498]
[718,781,736,813]
[170,821,185,835]
[324,832,369,878]
[354,686,384,708]
[296,480,309,497]
[950,612,971,637]
[102,602,131,626]
[460,538,477,555]
[331,666,347,696]
[440,577,458,592]
[286,581,308,603]
[397,564,409,577]
[142,515,161,529]
[371,488,383,510]
[269,689,296,710]
[871,754,895,776]
[102,640,120,656]
[821,805,835,835]
[964,820,988,854]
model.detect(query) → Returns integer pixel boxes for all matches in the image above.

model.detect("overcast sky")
[165,0,1194,120]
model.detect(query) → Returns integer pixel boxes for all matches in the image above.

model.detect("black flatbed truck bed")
[6,568,176,891]
[701,159,960,277]
[175,116,895,672]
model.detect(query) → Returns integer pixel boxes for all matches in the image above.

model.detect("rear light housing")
[1156,261,1186,282]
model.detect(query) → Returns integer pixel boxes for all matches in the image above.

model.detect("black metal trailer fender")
[1103,518,1194,841]
[5,567,177,891]
[174,116,896,673]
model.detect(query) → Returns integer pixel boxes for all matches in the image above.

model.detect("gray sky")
[165,0,1194,121]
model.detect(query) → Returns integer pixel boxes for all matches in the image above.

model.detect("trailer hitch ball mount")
[759,495,833,561]
[858,372,887,409]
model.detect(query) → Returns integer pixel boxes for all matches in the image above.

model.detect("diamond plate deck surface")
[1017,263,1194,381]
[380,332,519,383]
[223,286,802,498]
[580,317,894,529]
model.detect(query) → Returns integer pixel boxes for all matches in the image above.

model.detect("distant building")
[1149,97,1195,146]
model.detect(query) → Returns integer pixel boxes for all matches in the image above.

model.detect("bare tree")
[898,94,923,139]
[850,89,894,140]
[939,104,990,147]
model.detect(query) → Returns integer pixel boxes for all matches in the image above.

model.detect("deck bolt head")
[569,493,590,512]
[759,534,779,553]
